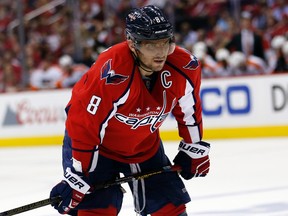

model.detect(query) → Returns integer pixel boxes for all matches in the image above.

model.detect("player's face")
[137,38,170,72]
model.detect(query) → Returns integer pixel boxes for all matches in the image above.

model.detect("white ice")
[0,138,288,216]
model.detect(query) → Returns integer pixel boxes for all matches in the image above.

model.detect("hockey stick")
[0,165,181,216]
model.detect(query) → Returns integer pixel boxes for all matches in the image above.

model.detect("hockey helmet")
[193,41,207,53]
[215,48,230,61]
[282,41,288,56]
[125,5,173,42]
[228,51,246,68]
[271,35,286,50]
[59,55,73,67]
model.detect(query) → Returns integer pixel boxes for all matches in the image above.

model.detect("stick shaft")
[95,164,181,189]
[0,196,61,216]
[0,165,181,216]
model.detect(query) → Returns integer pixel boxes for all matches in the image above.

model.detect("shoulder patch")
[183,55,199,70]
[101,59,129,85]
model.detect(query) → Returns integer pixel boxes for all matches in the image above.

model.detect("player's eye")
[142,39,170,51]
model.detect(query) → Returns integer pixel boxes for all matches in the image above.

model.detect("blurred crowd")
[0,0,287,93]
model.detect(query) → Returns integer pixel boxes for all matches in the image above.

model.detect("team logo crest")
[101,59,129,84]
[115,91,170,132]
[183,55,199,70]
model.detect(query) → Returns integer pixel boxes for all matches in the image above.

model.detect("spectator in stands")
[228,51,269,76]
[0,3,13,31]
[56,54,88,88]
[226,11,266,61]
[0,74,3,93]
[270,35,288,73]
[208,9,236,54]
[81,46,96,67]
[281,41,288,72]
[1,63,20,92]
[0,51,22,92]
[215,48,232,77]
[29,56,62,90]
[192,41,219,78]
[176,21,198,50]
[0,0,287,91]
[271,0,288,23]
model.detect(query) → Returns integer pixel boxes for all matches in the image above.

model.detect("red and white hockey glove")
[173,141,210,180]
[50,167,91,214]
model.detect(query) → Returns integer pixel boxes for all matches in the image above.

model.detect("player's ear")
[168,37,176,55]
[127,39,136,52]
[168,43,175,55]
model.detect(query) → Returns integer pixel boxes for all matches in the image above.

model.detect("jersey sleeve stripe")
[88,148,99,172]
[99,89,130,143]
[178,80,196,125]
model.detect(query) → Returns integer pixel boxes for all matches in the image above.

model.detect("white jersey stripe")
[178,80,201,142]
[178,80,196,125]
[89,147,99,172]
[99,89,130,143]
[188,126,201,143]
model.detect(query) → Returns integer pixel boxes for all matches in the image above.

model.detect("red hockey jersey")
[65,41,203,172]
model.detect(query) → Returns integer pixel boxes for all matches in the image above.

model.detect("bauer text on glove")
[173,141,210,180]
[50,167,90,214]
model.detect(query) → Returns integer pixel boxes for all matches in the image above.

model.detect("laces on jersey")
[130,163,146,216]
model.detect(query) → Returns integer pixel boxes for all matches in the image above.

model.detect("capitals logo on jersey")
[183,54,199,70]
[101,59,129,84]
[115,91,171,132]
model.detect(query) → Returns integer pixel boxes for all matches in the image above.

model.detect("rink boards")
[0,73,287,146]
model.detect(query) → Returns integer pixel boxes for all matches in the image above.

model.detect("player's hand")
[50,167,91,214]
[173,141,210,180]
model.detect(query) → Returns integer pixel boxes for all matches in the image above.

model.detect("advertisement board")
[160,74,288,139]
[0,74,287,146]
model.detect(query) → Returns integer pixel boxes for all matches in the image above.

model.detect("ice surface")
[0,138,288,216]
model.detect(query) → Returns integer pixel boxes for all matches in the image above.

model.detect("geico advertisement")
[0,74,287,138]
[161,74,288,130]
[200,74,288,128]
[0,89,70,138]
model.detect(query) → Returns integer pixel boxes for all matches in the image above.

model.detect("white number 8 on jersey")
[87,95,101,115]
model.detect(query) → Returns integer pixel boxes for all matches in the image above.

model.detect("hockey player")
[50,5,210,216]
[228,51,269,75]
[56,55,88,88]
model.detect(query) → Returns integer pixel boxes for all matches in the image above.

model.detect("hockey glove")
[173,141,210,180]
[50,167,91,215]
